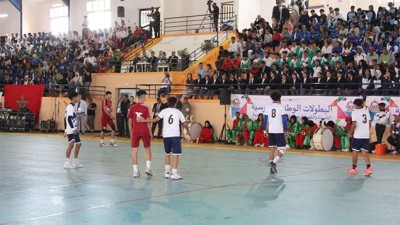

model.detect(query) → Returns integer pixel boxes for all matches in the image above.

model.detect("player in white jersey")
[63,92,83,169]
[348,98,373,176]
[263,91,288,174]
[138,97,190,180]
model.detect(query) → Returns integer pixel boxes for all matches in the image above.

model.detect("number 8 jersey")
[264,103,288,134]
[352,107,371,139]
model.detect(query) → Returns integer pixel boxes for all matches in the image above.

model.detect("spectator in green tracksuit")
[236,114,255,146]
[288,115,301,149]
[226,112,241,144]
[325,120,350,151]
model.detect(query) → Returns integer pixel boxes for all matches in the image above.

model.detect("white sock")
[73,158,78,162]
[100,139,104,144]
[146,161,151,169]
[165,165,171,173]
[133,165,138,172]
[172,169,178,175]
[65,158,69,162]
[110,139,115,143]
[273,156,280,164]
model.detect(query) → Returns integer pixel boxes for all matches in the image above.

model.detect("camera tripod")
[218,104,231,142]
[199,6,215,32]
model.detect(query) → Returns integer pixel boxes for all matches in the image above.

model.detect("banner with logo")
[365,96,400,124]
[4,85,45,124]
[230,95,361,125]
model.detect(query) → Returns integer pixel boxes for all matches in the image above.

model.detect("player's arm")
[66,108,76,134]
[128,118,133,137]
[180,112,190,135]
[348,122,356,138]
[139,116,161,123]
[263,115,269,136]
[282,115,289,132]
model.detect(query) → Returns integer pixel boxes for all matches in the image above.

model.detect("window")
[87,0,111,30]
[50,6,68,35]
[139,9,152,28]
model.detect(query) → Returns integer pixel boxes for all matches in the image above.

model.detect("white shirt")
[75,99,87,114]
[228,42,239,53]
[65,103,77,134]
[374,111,390,125]
[352,107,371,139]
[158,108,186,138]
[265,103,285,134]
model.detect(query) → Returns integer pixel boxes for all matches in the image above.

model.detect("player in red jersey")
[128,90,153,178]
[100,91,118,147]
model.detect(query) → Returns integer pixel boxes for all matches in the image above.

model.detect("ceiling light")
[0,14,8,18]
[52,3,63,7]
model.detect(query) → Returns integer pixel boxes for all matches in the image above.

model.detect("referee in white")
[138,97,190,180]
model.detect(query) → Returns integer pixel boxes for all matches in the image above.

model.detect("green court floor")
[0,133,399,225]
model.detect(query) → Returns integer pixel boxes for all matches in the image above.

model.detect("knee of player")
[76,143,82,147]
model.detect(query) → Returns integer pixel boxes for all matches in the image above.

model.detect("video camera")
[207,0,213,6]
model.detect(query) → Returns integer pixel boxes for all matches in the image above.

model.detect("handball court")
[0,133,399,225]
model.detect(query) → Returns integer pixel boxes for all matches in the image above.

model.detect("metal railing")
[135,82,400,99]
[0,84,106,98]
[164,12,235,34]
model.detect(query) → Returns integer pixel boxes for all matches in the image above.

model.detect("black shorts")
[163,137,182,155]
[352,138,369,152]
[67,133,81,144]
[268,133,286,148]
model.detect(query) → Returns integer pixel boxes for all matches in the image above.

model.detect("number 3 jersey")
[158,108,186,138]
[128,103,150,136]
[352,107,371,139]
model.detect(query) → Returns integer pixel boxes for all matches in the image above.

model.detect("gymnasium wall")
[0,0,20,35]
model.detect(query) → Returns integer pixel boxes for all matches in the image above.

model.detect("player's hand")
[63,132,67,138]
[347,133,353,138]
[72,129,77,135]
[137,117,145,123]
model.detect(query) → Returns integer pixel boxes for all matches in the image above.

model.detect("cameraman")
[209,2,220,32]
[158,72,172,97]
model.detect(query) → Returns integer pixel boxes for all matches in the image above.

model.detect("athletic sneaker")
[347,168,358,175]
[99,143,107,147]
[392,151,398,155]
[164,172,171,178]
[145,168,153,176]
[270,162,277,174]
[364,167,373,176]
[64,161,71,169]
[171,173,183,180]
[133,171,140,178]
[73,160,83,168]
[255,144,260,147]
[342,148,349,152]
[110,142,118,147]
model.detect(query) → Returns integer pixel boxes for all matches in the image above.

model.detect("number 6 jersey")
[352,107,371,139]
[158,108,186,138]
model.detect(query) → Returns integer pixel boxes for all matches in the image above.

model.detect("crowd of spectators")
[183,1,400,99]
[0,20,151,96]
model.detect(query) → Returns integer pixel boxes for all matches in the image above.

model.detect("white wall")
[0,1,20,35]
[70,0,160,33]
[234,0,262,30]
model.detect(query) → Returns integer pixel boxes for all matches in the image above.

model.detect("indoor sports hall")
[1,0,400,224]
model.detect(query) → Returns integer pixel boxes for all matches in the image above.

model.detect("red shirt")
[222,59,233,70]
[127,103,150,136]
[232,58,241,69]
[102,99,112,118]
